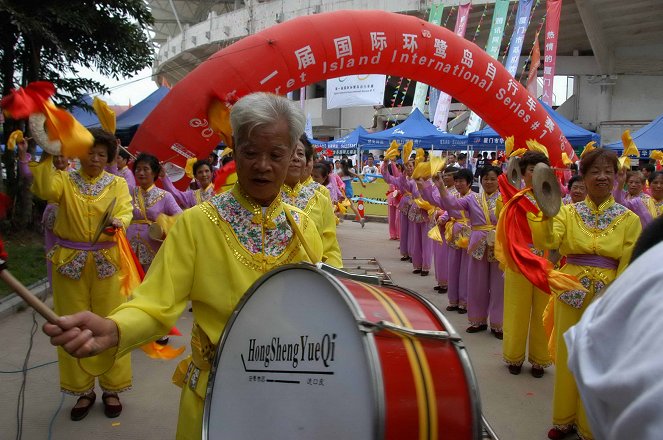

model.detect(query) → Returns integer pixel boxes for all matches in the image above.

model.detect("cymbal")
[506,157,522,188]
[532,163,562,218]
[92,198,117,244]
[148,223,165,242]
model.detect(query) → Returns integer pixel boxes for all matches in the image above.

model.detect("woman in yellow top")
[42,92,323,440]
[298,135,332,203]
[282,137,342,267]
[650,171,663,216]
[30,128,133,421]
[529,148,641,440]
[500,151,553,378]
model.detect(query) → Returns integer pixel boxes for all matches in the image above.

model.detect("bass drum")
[203,264,482,440]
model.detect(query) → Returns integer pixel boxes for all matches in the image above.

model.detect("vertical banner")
[326,74,387,109]
[527,34,541,96]
[304,113,313,139]
[465,0,510,134]
[299,86,306,109]
[504,0,534,76]
[433,1,472,130]
[428,88,440,122]
[411,3,444,114]
[542,0,562,105]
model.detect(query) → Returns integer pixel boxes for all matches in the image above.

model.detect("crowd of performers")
[379,142,661,440]
[5,85,662,440]
[10,92,349,437]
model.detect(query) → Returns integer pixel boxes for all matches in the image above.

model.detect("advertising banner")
[542,0,562,105]
[326,74,386,109]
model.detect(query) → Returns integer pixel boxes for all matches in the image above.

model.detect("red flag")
[527,34,541,97]
[542,0,562,105]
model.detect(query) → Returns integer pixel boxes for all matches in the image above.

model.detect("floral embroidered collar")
[70,170,115,197]
[134,185,166,209]
[281,183,316,211]
[232,184,284,229]
[207,184,295,259]
[584,195,614,213]
[573,196,629,231]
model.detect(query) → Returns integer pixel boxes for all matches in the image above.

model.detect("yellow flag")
[526,139,549,158]
[430,155,447,176]
[580,141,597,159]
[402,140,413,163]
[504,136,515,157]
[414,148,425,167]
[649,150,663,162]
[184,156,197,179]
[621,130,639,158]
[42,101,94,158]
[92,97,116,134]
[7,130,24,151]
[208,99,233,149]
[561,152,572,167]
[411,161,431,180]
[509,148,528,158]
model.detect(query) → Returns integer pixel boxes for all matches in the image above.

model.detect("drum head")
[204,266,380,440]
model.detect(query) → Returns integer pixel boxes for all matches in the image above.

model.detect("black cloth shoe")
[439,286,448,294]
[508,364,522,375]
[70,392,96,421]
[102,392,122,418]
[400,255,410,261]
[412,269,422,274]
[434,285,442,291]
[446,305,458,312]
[492,330,503,340]
[420,270,429,276]
[531,366,545,378]
[466,324,488,333]
[457,308,467,314]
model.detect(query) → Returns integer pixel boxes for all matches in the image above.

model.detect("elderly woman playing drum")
[42,92,323,440]
[29,128,133,421]
[529,148,641,440]
[128,153,182,272]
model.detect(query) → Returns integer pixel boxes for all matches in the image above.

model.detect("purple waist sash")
[566,254,618,270]
[56,238,116,251]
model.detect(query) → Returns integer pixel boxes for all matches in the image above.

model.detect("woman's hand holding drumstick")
[42,311,119,358]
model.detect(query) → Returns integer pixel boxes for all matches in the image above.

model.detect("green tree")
[0,0,154,230]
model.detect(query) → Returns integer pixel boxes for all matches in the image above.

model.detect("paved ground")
[0,220,554,439]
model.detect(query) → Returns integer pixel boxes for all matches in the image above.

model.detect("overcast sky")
[76,65,158,105]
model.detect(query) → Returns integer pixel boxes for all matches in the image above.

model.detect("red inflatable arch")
[130,10,574,178]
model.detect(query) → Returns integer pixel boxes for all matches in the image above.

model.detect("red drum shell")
[203,264,481,440]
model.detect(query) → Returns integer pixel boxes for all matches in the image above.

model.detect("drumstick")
[284,209,318,264]
[0,270,59,324]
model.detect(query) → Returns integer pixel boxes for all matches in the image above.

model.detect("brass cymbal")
[531,163,562,218]
[92,198,117,244]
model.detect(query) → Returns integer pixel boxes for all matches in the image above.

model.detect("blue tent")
[605,113,663,159]
[114,87,169,132]
[326,126,368,150]
[358,108,467,151]
[468,100,600,150]
[70,95,100,127]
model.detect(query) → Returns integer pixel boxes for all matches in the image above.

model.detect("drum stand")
[340,257,392,283]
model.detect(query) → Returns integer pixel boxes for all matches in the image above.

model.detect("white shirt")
[565,241,663,440]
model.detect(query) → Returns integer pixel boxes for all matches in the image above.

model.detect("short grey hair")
[230,92,305,149]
